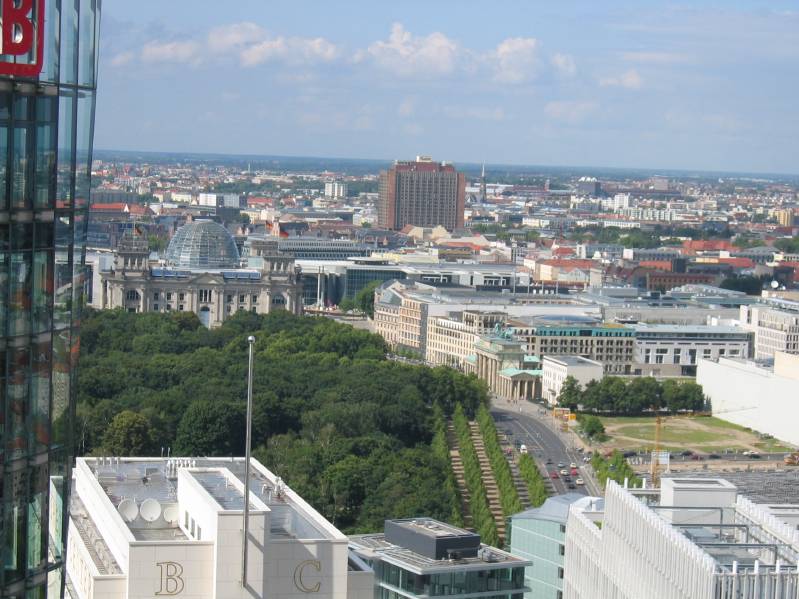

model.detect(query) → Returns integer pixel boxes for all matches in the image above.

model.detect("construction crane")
[650,414,663,487]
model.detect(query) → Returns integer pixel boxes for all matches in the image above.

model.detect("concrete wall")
[697,357,799,447]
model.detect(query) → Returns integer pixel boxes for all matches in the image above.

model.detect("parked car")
[550,472,559,479]
[575,478,584,486]
[570,468,579,476]
[520,444,528,454]
[690,454,703,461]
[569,462,578,469]
[545,458,553,464]
[557,462,565,469]
[560,469,568,476]
[708,454,722,460]
[680,450,694,457]
[567,483,576,489]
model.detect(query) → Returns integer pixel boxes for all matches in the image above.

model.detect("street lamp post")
[242,335,255,588]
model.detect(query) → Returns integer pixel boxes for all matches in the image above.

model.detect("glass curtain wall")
[1,0,101,597]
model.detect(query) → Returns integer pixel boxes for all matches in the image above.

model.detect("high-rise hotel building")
[1,0,101,596]
[377,156,465,231]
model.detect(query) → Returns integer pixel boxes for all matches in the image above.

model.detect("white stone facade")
[65,457,372,599]
[563,479,799,599]
[740,304,799,360]
[541,356,603,406]
[697,352,799,446]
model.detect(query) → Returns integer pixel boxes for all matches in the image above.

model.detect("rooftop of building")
[633,323,750,335]
[543,355,604,367]
[76,457,342,544]
[616,478,799,574]
[513,493,603,524]
[349,518,530,575]
[165,220,241,269]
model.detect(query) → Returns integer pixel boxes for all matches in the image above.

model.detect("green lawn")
[612,424,724,445]
[596,415,771,452]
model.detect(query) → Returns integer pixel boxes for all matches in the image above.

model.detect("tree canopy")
[76,308,487,532]
[558,376,708,415]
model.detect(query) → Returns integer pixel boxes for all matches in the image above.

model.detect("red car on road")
[550,472,559,479]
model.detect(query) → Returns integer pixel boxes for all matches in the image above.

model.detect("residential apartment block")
[377,157,466,231]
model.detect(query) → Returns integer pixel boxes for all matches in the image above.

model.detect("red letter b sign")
[0,0,44,76]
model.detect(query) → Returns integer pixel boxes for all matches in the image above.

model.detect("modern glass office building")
[1,0,101,596]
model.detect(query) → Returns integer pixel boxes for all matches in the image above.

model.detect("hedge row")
[432,404,465,527]
[475,405,523,517]
[452,404,500,546]
[518,453,548,507]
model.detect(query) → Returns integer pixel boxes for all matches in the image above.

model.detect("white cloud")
[361,23,459,77]
[599,69,643,89]
[138,23,337,70]
[141,40,202,65]
[551,53,576,76]
[621,51,688,65]
[443,105,505,121]
[110,51,134,67]
[208,22,266,53]
[544,100,598,124]
[241,36,338,67]
[491,37,539,83]
[398,97,416,117]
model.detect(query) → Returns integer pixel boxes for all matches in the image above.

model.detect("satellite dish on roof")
[163,505,179,525]
[140,498,162,522]
[118,499,138,523]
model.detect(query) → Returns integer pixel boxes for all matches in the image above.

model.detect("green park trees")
[558,376,708,415]
[102,410,155,456]
[76,308,485,532]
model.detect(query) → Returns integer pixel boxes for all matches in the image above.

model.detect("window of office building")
[1,2,102,594]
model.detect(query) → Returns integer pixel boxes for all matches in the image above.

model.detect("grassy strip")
[432,405,465,527]
[453,404,500,546]
[518,453,548,507]
[475,405,523,517]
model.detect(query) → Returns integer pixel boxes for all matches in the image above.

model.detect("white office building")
[324,181,348,200]
[697,351,799,447]
[564,478,799,599]
[739,303,799,360]
[541,356,604,406]
[198,193,242,208]
[65,457,373,599]
[633,324,752,375]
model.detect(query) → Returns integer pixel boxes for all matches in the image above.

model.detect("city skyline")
[97,1,799,175]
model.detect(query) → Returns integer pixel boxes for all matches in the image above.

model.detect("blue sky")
[96,1,799,173]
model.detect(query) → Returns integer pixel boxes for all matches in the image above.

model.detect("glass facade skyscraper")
[1,1,101,597]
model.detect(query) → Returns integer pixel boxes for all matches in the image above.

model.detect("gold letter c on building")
[294,559,321,593]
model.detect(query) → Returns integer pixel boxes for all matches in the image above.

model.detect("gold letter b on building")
[156,561,185,595]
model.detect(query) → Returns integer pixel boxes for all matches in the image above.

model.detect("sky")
[95,1,799,174]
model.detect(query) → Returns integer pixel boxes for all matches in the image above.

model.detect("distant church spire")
[480,163,487,203]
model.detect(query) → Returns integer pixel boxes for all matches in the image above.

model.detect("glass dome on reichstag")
[165,220,240,269]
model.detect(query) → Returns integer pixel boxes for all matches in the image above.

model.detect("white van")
[519,444,528,454]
